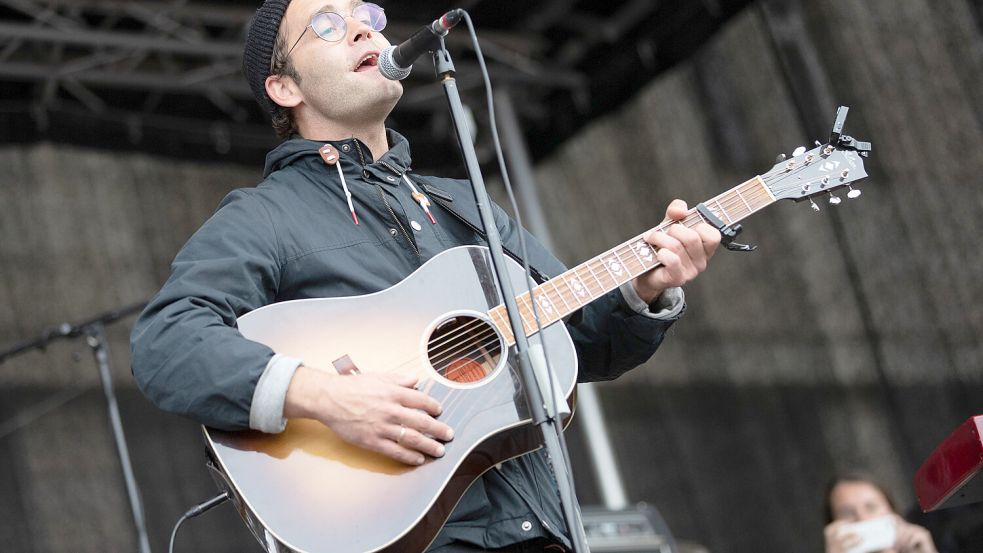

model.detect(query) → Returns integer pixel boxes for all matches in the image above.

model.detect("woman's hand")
[894,516,938,553]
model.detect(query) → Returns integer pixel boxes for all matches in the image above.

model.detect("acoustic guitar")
[204,109,871,552]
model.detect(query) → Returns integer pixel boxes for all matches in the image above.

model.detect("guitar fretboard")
[488,176,774,344]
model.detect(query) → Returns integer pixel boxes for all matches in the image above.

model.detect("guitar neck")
[488,176,775,344]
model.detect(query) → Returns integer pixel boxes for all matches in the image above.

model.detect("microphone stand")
[431,38,591,553]
[0,302,152,553]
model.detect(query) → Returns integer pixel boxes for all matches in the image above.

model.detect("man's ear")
[266,73,302,108]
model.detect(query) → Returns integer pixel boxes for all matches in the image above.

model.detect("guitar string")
[396,240,668,377]
[423,175,775,356]
[412,178,783,372]
[415,317,571,427]
[414,348,521,429]
[426,172,787,410]
[407,192,771,420]
[386,181,776,376]
[424,318,503,361]
[370,160,834,389]
[421,168,800,360]
[412,317,574,436]
[427,228,685,371]
[281,160,841,440]
[385,187,822,430]
[422,368,519,445]
[428,329,500,372]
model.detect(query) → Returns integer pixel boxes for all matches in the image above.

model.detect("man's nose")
[347,17,374,44]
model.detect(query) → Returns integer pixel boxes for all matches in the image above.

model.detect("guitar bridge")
[332,355,361,375]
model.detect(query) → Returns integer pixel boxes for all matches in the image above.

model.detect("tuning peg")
[828,193,842,205]
[809,199,820,212]
[792,146,807,157]
[775,153,787,163]
[815,140,822,147]
[847,186,862,199]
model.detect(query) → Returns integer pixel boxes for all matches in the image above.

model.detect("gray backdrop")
[1,0,982,551]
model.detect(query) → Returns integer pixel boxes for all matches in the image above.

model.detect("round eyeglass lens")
[311,11,346,41]
[354,3,387,31]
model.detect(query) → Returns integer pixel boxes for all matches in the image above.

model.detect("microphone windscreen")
[379,46,412,81]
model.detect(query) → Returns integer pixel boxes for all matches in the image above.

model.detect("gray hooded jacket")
[130,131,684,549]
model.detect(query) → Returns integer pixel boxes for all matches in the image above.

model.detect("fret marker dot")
[569,278,587,297]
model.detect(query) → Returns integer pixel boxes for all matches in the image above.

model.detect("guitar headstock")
[761,107,872,208]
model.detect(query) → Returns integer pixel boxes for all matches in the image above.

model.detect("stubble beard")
[302,70,404,131]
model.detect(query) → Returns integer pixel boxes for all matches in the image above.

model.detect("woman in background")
[824,472,939,553]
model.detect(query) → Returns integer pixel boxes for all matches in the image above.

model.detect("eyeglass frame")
[270,3,387,74]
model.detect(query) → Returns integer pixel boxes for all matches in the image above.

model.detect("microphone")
[378,9,464,80]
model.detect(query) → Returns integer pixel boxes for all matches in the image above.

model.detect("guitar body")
[204,245,578,553]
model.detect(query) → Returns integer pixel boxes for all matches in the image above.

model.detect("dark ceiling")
[0,0,754,175]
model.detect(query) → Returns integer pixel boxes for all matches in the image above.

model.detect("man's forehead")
[293,0,364,16]
[281,0,370,37]
[327,0,365,10]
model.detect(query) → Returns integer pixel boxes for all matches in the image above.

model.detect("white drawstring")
[402,173,436,224]
[335,163,358,225]
[319,144,358,225]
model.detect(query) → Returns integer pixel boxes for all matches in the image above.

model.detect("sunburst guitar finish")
[205,246,578,553]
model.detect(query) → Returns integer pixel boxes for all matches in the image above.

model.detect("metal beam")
[9,0,254,25]
[555,0,659,67]
[0,61,250,96]
[0,21,242,56]
[0,0,83,30]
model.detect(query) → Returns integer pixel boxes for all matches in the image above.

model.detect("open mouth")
[354,52,379,72]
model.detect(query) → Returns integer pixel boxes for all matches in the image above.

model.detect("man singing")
[130,1,721,550]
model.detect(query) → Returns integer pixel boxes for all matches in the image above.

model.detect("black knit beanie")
[243,0,291,116]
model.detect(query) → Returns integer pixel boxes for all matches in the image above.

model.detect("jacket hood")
[262,129,413,178]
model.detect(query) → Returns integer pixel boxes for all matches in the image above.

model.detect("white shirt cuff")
[249,353,303,433]
[619,282,685,320]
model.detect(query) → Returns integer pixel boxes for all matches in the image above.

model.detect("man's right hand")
[284,364,454,465]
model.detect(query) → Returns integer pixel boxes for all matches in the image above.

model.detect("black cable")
[459,11,566,442]
[167,491,230,553]
[460,9,584,541]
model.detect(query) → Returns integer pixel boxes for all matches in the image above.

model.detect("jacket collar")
[263,129,413,180]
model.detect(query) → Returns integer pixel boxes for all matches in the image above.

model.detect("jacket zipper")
[378,159,403,178]
[353,149,421,259]
[374,184,421,259]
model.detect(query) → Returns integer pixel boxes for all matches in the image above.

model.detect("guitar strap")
[422,183,551,285]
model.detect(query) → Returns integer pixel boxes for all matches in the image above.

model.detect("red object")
[914,415,983,511]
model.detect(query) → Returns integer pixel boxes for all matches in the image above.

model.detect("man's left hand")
[632,199,721,304]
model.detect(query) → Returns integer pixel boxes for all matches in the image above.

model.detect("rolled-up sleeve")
[130,190,283,431]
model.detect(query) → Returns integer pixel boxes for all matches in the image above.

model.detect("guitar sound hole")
[427,315,503,384]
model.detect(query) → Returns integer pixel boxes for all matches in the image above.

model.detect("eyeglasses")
[278,3,387,70]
